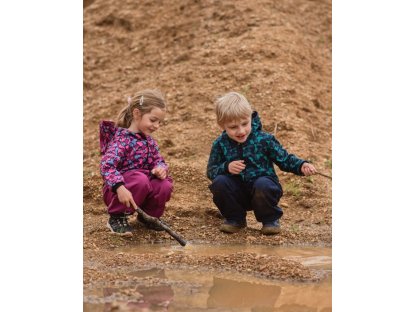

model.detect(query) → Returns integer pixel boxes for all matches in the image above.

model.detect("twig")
[316,172,332,180]
[133,202,187,246]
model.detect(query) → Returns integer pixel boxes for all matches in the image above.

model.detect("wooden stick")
[132,202,187,246]
[316,172,332,180]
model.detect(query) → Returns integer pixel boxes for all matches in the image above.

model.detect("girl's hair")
[215,92,252,126]
[116,89,166,128]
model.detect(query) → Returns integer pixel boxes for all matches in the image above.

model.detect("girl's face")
[132,107,166,136]
[222,116,252,143]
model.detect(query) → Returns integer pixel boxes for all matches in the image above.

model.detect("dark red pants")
[103,170,173,217]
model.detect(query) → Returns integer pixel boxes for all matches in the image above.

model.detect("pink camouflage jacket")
[99,120,168,191]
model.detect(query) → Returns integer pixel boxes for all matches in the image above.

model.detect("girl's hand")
[301,162,317,176]
[116,185,136,208]
[228,160,246,174]
[151,166,167,180]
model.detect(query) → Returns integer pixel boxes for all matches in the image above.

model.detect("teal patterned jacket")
[207,111,307,182]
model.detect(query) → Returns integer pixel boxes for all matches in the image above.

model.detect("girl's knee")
[123,171,152,195]
[151,177,173,195]
[160,178,173,194]
[123,170,149,183]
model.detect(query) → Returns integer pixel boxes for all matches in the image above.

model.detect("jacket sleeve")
[267,136,306,175]
[207,141,230,180]
[149,138,168,171]
[100,139,126,190]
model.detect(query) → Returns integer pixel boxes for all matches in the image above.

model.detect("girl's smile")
[129,107,166,135]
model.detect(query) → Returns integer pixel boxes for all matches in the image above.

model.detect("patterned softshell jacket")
[207,112,306,182]
[99,121,168,188]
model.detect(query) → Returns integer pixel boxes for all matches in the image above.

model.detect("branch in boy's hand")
[301,163,332,179]
[301,162,317,176]
[316,172,332,180]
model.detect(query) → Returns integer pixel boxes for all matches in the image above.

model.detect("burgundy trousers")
[103,169,173,217]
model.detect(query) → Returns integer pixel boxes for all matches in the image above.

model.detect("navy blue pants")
[209,175,283,224]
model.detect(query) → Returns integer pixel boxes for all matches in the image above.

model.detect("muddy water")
[123,244,332,270]
[84,245,331,311]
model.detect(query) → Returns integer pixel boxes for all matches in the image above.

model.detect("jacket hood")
[99,121,116,155]
[251,111,262,132]
[100,120,150,155]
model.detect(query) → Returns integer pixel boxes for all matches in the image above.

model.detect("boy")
[207,92,316,235]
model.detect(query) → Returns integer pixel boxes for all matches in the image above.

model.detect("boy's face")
[222,116,252,143]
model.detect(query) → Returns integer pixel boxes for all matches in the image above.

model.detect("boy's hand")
[301,162,317,176]
[151,166,167,180]
[228,160,246,174]
[116,185,136,208]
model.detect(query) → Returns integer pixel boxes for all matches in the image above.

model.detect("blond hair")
[215,92,252,126]
[116,89,166,128]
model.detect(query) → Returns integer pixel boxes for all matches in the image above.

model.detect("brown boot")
[219,220,246,234]
[261,220,281,235]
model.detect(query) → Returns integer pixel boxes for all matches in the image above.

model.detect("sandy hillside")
[83,0,332,285]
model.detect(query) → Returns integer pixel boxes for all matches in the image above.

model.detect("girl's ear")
[132,108,141,119]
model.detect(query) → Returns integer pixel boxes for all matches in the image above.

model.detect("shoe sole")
[106,222,133,237]
[220,224,246,234]
[261,227,281,235]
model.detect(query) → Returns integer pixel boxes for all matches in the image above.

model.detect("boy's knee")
[253,177,281,196]
[210,175,231,191]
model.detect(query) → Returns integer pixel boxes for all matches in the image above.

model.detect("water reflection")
[85,270,331,311]
[84,246,332,311]
[208,277,281,309]
[206,276,331,312]
[84,269,174,311]
[100,285,173,311]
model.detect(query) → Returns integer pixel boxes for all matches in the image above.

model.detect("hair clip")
[127,96,132,105]
[139,95,144,106]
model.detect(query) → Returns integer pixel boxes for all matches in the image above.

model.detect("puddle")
[84,245,331,311]
[120,244,332,270]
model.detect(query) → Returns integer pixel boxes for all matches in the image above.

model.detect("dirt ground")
[83,0,332,290]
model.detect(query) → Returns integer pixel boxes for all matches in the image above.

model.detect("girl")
[100,89,173,236]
